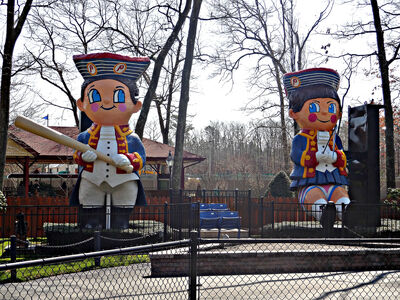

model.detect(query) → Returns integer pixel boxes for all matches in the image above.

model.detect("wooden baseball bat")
[14,115,133,173]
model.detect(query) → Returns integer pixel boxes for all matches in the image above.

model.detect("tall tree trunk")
[135,0,192,139]
[273,64,290,172]
[157,40,183,145]
[0,0,33,190]
[171,0,202,194]
[370,0,395,189]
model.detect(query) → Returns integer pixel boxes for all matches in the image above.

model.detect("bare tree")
[0,0,34,190]
[134,0,193,140]
[332,0,400,189]
[184,120,291,195]
[100,0,193,144]
[370,0,398,189]
[208,0,333,172]
[171,0,203,192]
[154,38,184,144]
[26,0,112,126]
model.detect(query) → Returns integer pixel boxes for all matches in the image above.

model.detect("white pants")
[79,178,138,208]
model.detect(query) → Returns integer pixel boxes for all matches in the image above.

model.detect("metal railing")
[2,190,400,263]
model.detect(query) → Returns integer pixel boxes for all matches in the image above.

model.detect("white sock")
[335,197,350,220]
[311,199,327,221]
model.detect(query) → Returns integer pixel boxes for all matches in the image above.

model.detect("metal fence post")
[189,198,193,233]
[196,202,200,235]
[202,189,206,203]
[163,202,168,242]
[248,189,252,237]
[94,231,101,267]
[179,189,183,240]
[189,231,198,300]
[341,203,346,230]
[234,188,238,211]
[259,197,264,237]
[271,201,275,230]
[10,235,16,281]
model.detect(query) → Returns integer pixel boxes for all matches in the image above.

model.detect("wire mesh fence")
[193,237,400,299]
[0,240,191,299]
[2,189,400,266]
[1,235,399,299]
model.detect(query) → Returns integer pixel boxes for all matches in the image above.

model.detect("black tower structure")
[79,111,92,132]
[347,103,384,228]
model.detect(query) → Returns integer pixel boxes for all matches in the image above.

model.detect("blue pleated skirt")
[290,168,348,190]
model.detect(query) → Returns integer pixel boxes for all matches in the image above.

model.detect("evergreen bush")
[265,171,293,198]
[0,190,7,212]
[384,188,400,212]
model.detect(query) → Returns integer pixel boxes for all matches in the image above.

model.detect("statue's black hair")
[80,76,139,104]
[288,84,341,112]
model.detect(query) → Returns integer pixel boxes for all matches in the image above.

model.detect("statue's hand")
[111,154,130,167]
[316,150,337,164]
[82,150,97,162]
[329,151,337,163]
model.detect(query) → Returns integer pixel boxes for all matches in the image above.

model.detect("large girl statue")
[70,53,150,230]
[284,68,350,228]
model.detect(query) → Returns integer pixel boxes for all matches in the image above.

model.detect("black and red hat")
[73,52,150,82]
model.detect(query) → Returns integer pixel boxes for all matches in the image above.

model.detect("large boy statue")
[70,53,150,229]
[284,68,351,229]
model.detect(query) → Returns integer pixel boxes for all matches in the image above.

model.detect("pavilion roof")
[7,126,205,166]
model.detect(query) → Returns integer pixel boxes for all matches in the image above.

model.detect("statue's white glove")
[81,150,97,162]
[111,154,130,167]
[316,151,337,164]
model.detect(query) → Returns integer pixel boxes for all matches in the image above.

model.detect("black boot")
[111,207,132,230]
[79,206,104,229]
[320,201,336,229]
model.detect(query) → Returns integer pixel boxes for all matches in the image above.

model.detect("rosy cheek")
[119,104,127,112]
[330,115,337,123]
[308,114,317,122]
[91,103,99,112]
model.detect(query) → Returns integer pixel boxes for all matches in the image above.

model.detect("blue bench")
[200,203,229,211]
[199,203,210,211]
[217,211,241,238]
[209,203,229,211]
[199,210,241,238]
[199,211,220,230]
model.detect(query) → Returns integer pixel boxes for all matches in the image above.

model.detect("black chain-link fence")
[1,234,400,299]
[0,239,191,299]
[0,202,199,261]
[194,237,400,299]
[2,193,400,266]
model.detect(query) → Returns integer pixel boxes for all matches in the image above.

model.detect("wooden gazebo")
[6,126,205,196]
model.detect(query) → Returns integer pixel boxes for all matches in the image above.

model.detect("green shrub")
[0,191,6,212]
[387,188,400,200]
[265,171,293,198]
[385,188,400,212]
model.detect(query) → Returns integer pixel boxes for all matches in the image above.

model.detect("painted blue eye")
[113,89,125,103]
[88,89,101,103]
[309,103,320,113]
[328,103,337,114]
